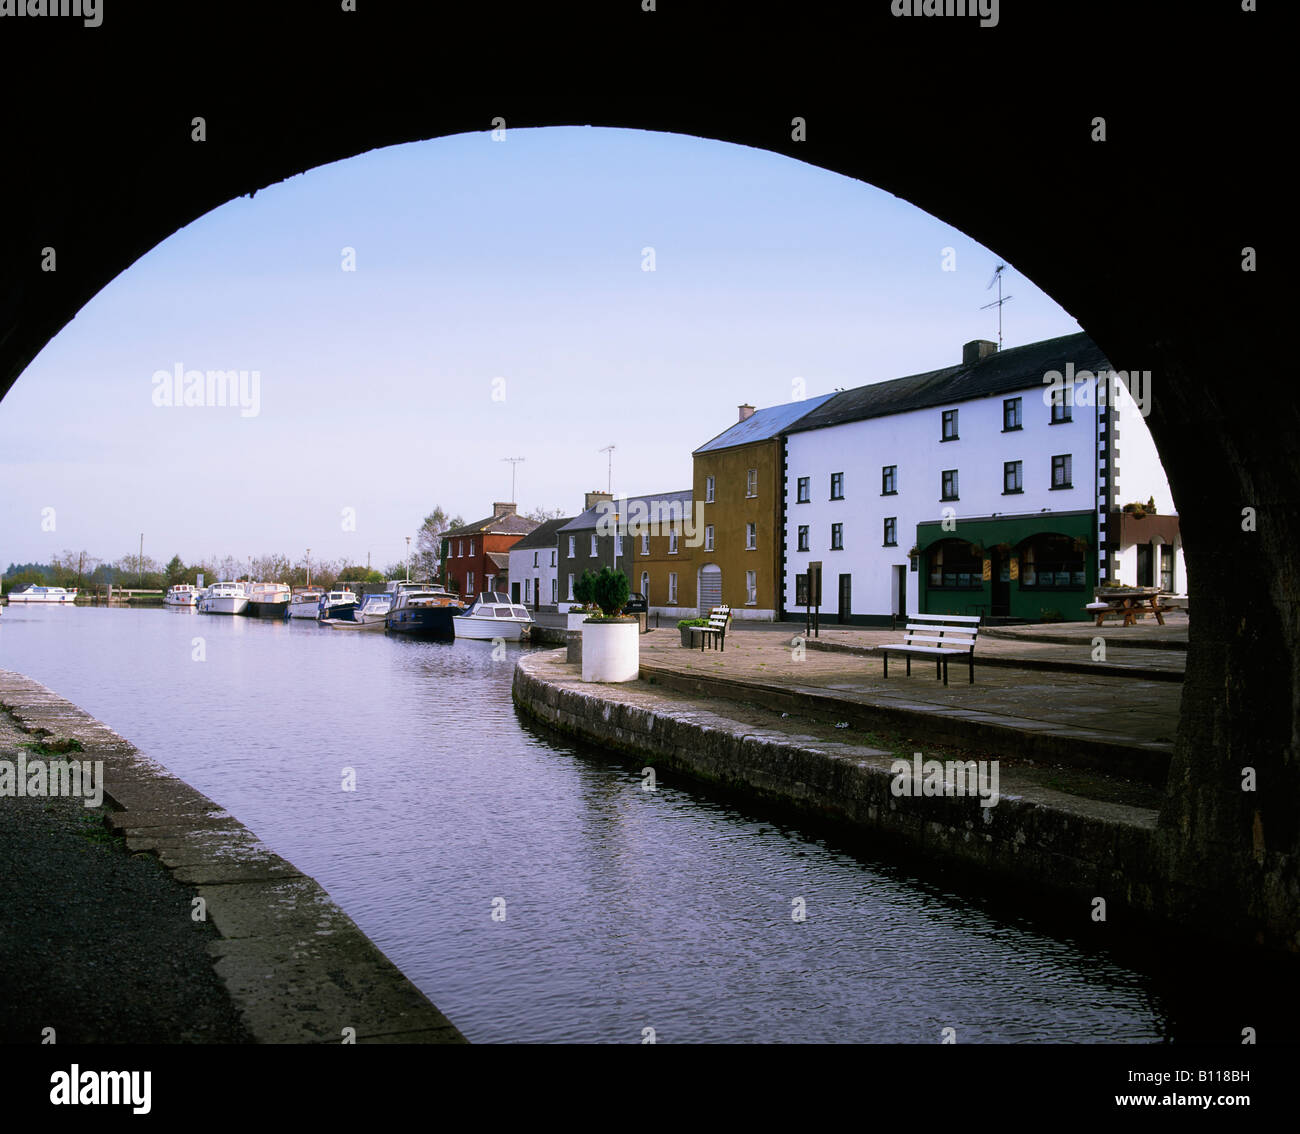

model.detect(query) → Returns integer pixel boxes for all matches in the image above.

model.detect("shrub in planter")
[581,612,640,682]
[590,566,630,617]
[573,570,598,608]
[677,617,708,646]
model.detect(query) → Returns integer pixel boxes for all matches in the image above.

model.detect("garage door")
[698,565,722,616]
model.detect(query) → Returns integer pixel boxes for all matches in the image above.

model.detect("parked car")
[623,592,647,613]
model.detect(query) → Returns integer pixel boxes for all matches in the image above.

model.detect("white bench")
[879,613,980,686]
[689,605,731,652]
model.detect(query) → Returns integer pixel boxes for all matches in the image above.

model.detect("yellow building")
[691,397,835,619]
[625,488,696,620]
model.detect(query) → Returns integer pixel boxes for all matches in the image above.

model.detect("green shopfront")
[915,510,1097,622]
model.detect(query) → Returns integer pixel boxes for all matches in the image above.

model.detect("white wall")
[508,544,559,607]
[784,384,1098,617]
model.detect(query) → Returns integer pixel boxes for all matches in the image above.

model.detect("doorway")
[991,550,1010,617]
[838,573,851,624]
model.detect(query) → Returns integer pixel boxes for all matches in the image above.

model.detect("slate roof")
[558,505,606,534]
[693,393,836,454]
[559,490,692,532]
[486,551,510,570]
[508,516,574,551]
[441,511,539,540]
[785,332,1111,435]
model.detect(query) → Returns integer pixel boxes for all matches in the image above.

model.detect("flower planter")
[581,618,640,682]
[680,627,692,647]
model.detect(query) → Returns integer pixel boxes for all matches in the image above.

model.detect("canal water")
[0,604,1202,1042]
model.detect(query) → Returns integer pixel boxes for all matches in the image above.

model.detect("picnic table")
[1085,588,1167,627]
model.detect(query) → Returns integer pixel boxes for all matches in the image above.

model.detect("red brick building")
[439,503,538,599]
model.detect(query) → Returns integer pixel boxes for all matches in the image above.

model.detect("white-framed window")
[746,468,757,497]
[705,525,715,551]
[590,533,598,557]
[458,540,464,557]
[746,570,757,604]
[668,572,678,603]
[469,539,475,556]
[615,534,623,557]
[669,529,678,555]
[567,573,574,600]
[705,475,715,503]
[467,571,475,593]
[568,535,576,558]
[640,532,649,555]
[745,522,757,550]
[525,578,531,602]
[641,571,649,601]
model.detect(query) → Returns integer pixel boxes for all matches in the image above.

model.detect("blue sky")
[1,126,1081,571]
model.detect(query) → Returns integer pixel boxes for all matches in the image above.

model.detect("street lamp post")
[306,548,311,587]
[405,536,411,583]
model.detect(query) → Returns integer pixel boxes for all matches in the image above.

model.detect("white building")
[506,516,573,609]
[781,334,1183,623]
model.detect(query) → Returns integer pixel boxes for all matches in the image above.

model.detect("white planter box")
[581,619,640,683]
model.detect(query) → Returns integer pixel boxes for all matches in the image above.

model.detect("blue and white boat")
[321,590,392,629]
[5,584,77,604]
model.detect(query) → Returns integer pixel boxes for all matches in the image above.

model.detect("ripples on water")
[1,605,1172,1042]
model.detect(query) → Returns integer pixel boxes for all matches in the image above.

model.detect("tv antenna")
[501,456,525,501]
[598,445,615,494]
[980,263,1014,350]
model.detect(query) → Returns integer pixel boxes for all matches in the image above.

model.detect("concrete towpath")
[0,670,466,1044]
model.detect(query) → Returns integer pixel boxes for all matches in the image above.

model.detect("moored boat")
[5,584,78,604]
[245,582,292,619]
[198,581,248,614]
[321,590,392,629]
[164,584,199,607]
[385,586,465,638]
[452,592,533,641]
[288,585,326,619]
[317,589,359,620]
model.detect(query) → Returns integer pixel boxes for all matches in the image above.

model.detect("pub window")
[883,517,897,546]
[1051,398,1072,424]
[797,476,810,503]
[1051,454,1073,488]
[1160,544,1174,592]
[797,525,809,552]
[830,472,844,499]
[831,523,844,550]
[927,539,983,590]
[941,469,959,500]
[942,408,959,440]
[882,465,897,495]
[1020,535,1086,589]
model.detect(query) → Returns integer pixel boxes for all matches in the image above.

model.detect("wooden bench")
[879,613,980,686]
[689,605,731,651]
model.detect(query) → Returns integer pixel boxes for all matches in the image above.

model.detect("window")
[567,535,575,558]
[668,529,679,555]
[469,539,475,557]
[551,578,558,604]
[797,525,809,552]
[550,550,556,567]
[704,525,715,552]
[615,534,624,556]
[746,468,758,497]
[458,540,463,557]
[797,477,810,503]
[533,551,538,567]
[1020,535,1086,589]
[746,570,757,604]
[1160,544,1174,592]
[567,573,574,600]
[941,470,959,500]
[831,523,844,550]
[746,522,757,550]
[1051,398,1072,424]
[830,472,844,499]
[883,517,897,546]
[1003,397,1022,431]
[1004,460,1023,494]
[1051,454,1073,489]
[640,532,649,555]
[467,571,474,594]
[641,571,650,601]
[705,475,715,503]
[524,578,531,602]
[927,540,983,589]
[668,573,678,604]
[942,409,959,440]
[589,533,598,556]
[881,465,897,495]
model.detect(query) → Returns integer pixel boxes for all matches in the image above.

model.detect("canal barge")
[245,582,292,619]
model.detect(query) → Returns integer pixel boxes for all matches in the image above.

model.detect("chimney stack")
[492,502,516,518]
[738,404,755,422]
[584,490,614,511]
[963,340,998,366]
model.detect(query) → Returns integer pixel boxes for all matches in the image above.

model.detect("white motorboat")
[452,592,533,641]
[198,581,248,615]
[321,590,392,629]
[6,584,77,604]
[288,585,326,619]
[164,584,199,607]
[317,589,359,620]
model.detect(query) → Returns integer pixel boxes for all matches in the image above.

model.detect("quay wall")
[512,650,1172,932]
